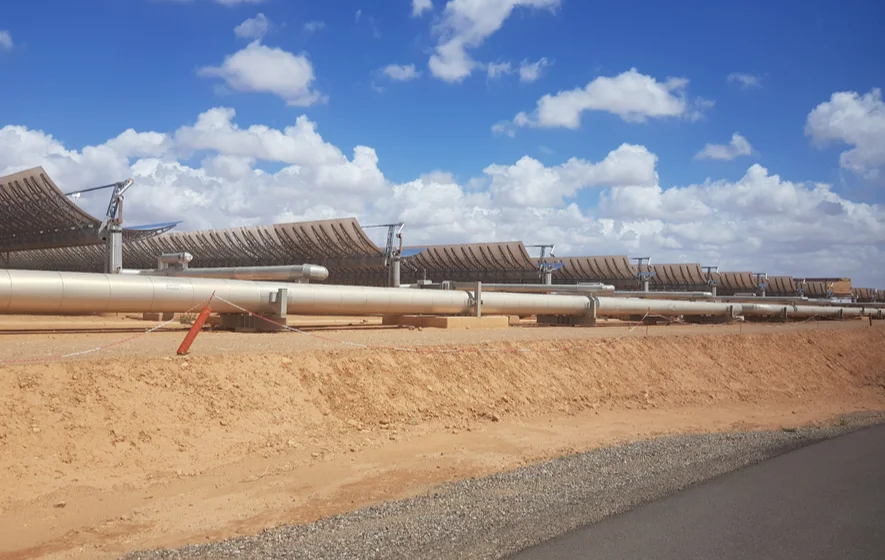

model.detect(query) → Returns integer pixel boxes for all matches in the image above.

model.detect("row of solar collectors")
[0,167,875,299]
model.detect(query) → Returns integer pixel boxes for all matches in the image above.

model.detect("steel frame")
[0,166,173,253]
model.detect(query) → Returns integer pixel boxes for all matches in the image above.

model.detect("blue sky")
[0,0,883,285]
[2,0,881,189]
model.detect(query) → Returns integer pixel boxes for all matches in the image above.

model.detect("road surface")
[510,424,885,560]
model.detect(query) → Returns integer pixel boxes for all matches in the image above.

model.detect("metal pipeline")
[0,269,593,317]
[810,300,885,309]
[740,303,874,319]
[434,282,616,294]
[131,264,330,282]
[593,297,742,318]
[428,284,724,299]
[610,291,715,300]
[0,269,878,321]
[717,295,810,304]
[732,297,885,309]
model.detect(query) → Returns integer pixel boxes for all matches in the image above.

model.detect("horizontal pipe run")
[594,297,741,318]
[0,269,593,317]
[433,282,616,294]
[717,295,810,304]
[812,300,885,309]
[0,269,879,322]
[725,297,885,309]
[741,303,864,319]
[134,264,330,282]
[610,291,715,300]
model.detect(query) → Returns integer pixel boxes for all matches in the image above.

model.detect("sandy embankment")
[0,323,883,559]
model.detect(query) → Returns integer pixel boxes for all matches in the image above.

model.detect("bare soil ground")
[0,319,883,559]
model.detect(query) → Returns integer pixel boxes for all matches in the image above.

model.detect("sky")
[0,0,883,286]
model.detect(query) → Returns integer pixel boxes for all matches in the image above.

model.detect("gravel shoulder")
[124,411,885,560]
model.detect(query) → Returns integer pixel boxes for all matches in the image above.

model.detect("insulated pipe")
[437,282,616,294]
[740,303,869,319]
[717,295,810,304]
[0,269,594,317]
[137,264,330,282]
[806,300,885,309]
[593,297,742,318]
[0,269,876,321]
[718,296,885,308]
[611,291,715,300]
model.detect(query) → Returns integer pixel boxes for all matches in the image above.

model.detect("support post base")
[536,314,598,327]
[218,313,288,333]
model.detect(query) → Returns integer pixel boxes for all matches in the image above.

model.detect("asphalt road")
[509,424,885,560]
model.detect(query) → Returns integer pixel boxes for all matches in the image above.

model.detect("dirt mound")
[1,325,884,558]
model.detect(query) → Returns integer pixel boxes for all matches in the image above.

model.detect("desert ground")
[1,315,883,559]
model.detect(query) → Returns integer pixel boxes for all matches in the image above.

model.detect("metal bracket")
[272,288,288,319]
[363,222,405,265]
[702,266,719,286]
[464,282,483,317]
[471,282,483,318]
[632,256,656,291]
[157,252,193,271]
[587,297,597,321]
[99,179,135,234]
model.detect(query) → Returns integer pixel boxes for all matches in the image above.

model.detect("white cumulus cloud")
[1,108,883,286]
[215,0,265,5]
[484,143,658,207]
[508,68,709,130]
[412,0,433,17]
[198,41,324,107]
[805,88,885,180]
[428,0,560,83]
[519,57,550,83]
[486,61,513,79]
[0,31,12,51]
[694,133,753,161]
[381,63,420,81]
[234,13,269,40]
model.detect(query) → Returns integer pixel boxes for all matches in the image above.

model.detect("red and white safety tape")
[0,297,213,366]
[9,292,760,364]
[210,294,652,355]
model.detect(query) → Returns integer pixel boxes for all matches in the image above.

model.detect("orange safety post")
[176,295,215,355]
